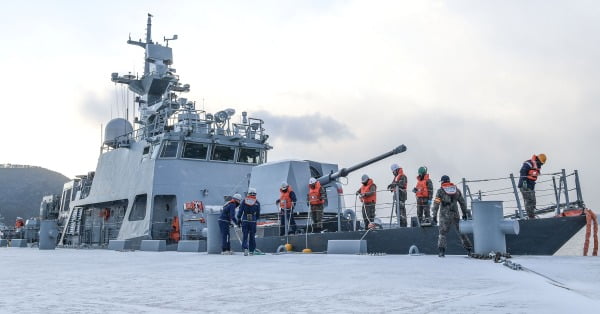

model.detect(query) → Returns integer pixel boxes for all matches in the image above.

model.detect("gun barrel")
[317,144,407,185]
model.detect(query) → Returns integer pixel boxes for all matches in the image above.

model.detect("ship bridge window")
[182,142,208,160]
[128,194,147,221]
[211,145,235,162]
[159,141,179,158]
[238,148,261,164]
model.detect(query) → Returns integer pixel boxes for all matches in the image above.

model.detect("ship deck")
[0,248,598,313]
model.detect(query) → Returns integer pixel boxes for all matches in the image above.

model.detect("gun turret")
[317,145,407,186]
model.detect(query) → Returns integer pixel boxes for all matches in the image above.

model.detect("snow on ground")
[0,248,599,313]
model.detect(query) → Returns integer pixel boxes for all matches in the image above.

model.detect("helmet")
[538,153,547,164]
[440,175,450,183]
[309,177,317,185]
[418,166,427,175]
[390,163,399,172]
[281,181,289,189]
[247,188,257,195]
[232,193,242,201]
[361,174,369,183]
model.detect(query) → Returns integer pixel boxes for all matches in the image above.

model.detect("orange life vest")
[527,155,540,181]
[170,216,180,242]
[279,187,294,209]
[308,181,325,205]
[415,174,430,198]
[360,179,376,203]
[394,168,407,189]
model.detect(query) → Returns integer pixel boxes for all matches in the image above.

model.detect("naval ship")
[32,14,591,255]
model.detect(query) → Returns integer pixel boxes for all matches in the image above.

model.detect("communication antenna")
[164,34,178,47]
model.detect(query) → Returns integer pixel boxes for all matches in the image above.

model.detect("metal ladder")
[59,207,83,245]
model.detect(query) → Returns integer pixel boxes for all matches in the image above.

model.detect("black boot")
[438,247,445,257]
[466,247,472,256]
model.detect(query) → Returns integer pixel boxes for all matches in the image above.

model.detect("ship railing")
[255,188,420,232]
[164,108,267,141]
[102,110,267,154]
[255,169,587,234]
[462,169,585,219]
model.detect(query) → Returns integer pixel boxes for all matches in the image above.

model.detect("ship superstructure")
[55,14,272,246]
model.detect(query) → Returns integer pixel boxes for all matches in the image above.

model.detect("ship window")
[309,166,322,179]
[160,141,179,158]
[182,142,208,160]
[211,145,235,162]
[143,146,150,155]
[238,148,261,164]
[129,194,147,221]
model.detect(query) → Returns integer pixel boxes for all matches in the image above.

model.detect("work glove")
[355,191,360,196]
[387,184,393,191]
[275,199,280,205]
[412,187,418,193]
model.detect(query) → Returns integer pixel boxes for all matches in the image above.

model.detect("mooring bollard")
[38,220,58,250]
[460,200,519,254]
[206,212,221,254]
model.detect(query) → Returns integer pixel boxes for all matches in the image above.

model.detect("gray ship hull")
[248,216,586,255]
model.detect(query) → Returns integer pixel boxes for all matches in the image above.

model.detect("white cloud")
[0,1,597,212]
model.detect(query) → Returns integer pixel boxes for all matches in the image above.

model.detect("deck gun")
[316,144,407,186]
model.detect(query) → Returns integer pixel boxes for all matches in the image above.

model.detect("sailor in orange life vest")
[412,166,433,224]
[518,153,547,219]
[387,163,408,227]
[356,174,377,230]
[307,177,327,233]
[276,181,297,236]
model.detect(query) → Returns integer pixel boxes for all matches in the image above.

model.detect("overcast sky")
[1,1,598,214]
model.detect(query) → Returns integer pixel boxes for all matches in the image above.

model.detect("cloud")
[79,90,129,125]
[255,110,354,143]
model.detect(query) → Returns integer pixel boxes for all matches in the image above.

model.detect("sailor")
[387,164,408,227]
[412,166,433,224]
[307,177,327,233]
[276,182,297,236]
[237,188,261,256]
[431,175,472,257]
[518,154,547,219]
[219,193,241,254]
[356,174,377,230]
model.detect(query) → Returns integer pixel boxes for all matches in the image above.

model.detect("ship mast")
[111,13,188,138]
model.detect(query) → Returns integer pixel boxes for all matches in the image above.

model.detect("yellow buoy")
[285,243,293,251]
[302,248,312,253]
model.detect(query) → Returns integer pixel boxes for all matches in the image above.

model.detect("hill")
[0,165,69,225]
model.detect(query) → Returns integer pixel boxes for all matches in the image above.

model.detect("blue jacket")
[518,158,542,189]
[219,200,239,224]
[237,197,261,224]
